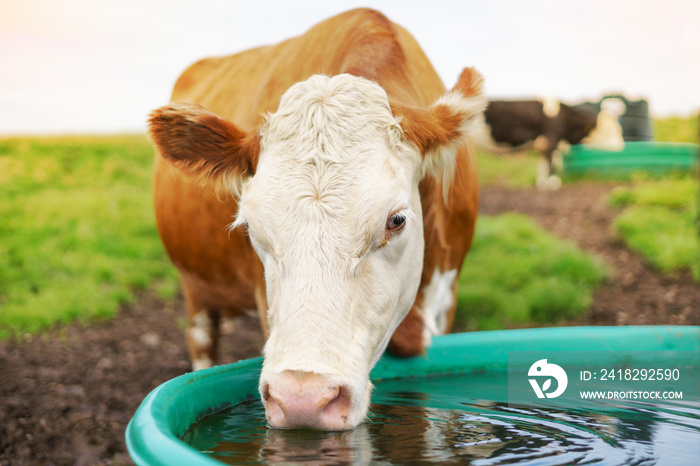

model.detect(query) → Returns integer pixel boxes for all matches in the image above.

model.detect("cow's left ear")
[391,67,486,177]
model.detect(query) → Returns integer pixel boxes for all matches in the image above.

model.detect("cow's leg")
[182,284,221,371]
[536,144,562,190]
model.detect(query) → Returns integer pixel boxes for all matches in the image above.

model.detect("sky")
[1,0,698,135]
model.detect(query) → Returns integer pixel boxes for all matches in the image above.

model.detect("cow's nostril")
[316,385,340,409]
[261,383,271,402]
[261,382,285,424]
[321,385,351,420]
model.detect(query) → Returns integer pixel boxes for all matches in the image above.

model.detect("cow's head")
[149,68,486,430]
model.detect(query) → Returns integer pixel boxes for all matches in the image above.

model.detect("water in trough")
[182,371,700,464]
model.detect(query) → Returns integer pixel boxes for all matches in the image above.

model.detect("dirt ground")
[1,182,698,465]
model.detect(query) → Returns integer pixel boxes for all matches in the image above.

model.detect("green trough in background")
[125,326,700,466]
[563,142,698,175]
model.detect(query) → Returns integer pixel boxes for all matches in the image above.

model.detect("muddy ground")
[1,182,698,465]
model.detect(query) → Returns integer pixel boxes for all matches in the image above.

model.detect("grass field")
[654,114,698,144]
[4,116,691,338]
[0,134,604,338]
[0,135,178,339]
[609,177,699,281]
[454,214,607,330]
[475,149,540,189]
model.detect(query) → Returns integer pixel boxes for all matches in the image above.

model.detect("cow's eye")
[386,212,407,232]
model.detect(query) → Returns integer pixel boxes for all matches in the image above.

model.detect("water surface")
[182,372,700,464]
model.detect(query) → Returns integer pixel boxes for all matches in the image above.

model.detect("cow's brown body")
[154,8,479,364]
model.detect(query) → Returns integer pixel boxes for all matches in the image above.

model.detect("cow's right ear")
[148,103,260,194]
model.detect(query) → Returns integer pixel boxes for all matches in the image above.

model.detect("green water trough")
[126,326,700,465]
[563,142,698,175]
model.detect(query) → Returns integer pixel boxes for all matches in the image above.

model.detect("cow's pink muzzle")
[261,370,354,430]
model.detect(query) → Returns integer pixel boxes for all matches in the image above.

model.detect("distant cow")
[473,99,624,188]
[149,8,485,430]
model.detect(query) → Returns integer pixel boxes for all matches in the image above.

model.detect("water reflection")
[183,375,700,465]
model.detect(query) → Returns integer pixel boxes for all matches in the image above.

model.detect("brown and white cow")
[472,99,624,188]
[149,8,485,430]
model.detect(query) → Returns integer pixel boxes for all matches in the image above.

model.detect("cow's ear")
[391,67,486,178]
[148,103,259,195]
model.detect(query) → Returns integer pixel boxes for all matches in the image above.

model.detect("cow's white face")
[236,75,425,428]
[148,68,485,430]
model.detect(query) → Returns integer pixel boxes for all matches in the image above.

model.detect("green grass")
[654,114,698,143]
[609,177,699,281]
[0,135,178,339]
[455,213,608,331]
[0,131,645,339]
[608,177,697,210]
[476,149,540,188]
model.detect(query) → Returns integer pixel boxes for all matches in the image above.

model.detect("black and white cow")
[473,99,624,188]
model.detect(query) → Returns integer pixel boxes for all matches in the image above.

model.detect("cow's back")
[170,9,446,124]
[154,8,478,350]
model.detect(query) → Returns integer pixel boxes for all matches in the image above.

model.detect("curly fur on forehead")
[260,74,410,164]
[238,74,421,269]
